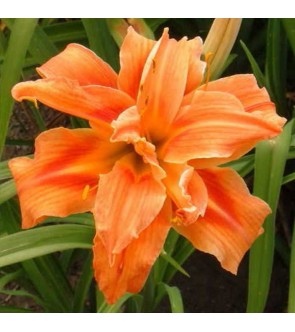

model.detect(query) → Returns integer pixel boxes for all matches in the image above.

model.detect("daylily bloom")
[9,27,286,304]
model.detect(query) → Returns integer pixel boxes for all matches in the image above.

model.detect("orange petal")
[162,163,207,225]
[185,37,206,94]
[12,78,134,123]
[138,29,190,141]
[118,27,156,99]
[199,74,286,127]
[37,43,118,88]
[9,127,123,228]
[93,200,171,304]
[189,74,288,168]
[189,142,256,169]
[111,106,143,143]
[93,153,167,260]
[160,90,283,164]
[174,167,270,274]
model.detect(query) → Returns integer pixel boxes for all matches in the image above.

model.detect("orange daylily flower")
[9,27,286,304]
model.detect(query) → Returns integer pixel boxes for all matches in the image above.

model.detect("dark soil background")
[162,250,289,312]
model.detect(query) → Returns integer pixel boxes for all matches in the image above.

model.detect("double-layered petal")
[9,26,286,305]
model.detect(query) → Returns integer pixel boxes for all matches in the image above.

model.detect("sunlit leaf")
[0,224,94,268]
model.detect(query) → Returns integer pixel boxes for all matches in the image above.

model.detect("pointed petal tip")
[220,225,265,275]
[163,27,169,34]
[93,201,171,304]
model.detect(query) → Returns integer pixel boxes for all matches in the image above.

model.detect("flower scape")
[9,28,286,304]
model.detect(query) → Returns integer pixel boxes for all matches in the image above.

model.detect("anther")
[171,216,183,226]
[82,184,98,200]
[82,185,90,200]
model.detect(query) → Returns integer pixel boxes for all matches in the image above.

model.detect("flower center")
[134,137,155,159]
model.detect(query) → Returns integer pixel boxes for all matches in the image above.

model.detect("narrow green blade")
[82,18,119,71]
[160,283,184,313]
[265,19,287,117]
[0,224,94,267]
[0,18,38,158]
[0,179,16,204]
[247,120,293,312]
[282,19,295,55]
[72,252,93,312]
[240,40,266,88]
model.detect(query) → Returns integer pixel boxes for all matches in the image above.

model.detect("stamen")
[82,184,99,200]
[171,216,183,226]
[82,185,90,200]
[26,97,39,109]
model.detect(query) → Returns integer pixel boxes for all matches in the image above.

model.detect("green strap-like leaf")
[0,159,11,180]
[3,18,58,65]
[0,28,7,55]
[0,269,23,289]
[160,250,190,278]
[160,283,184,313]
[282,19,295,55]
[0,306,33,313]
[72,251,93,312]
[97,293,135,313]
[282,172,295,185]
[265,19,287,117]
[163,236,194,283]
[240,40,266,88]
[247,119,294,312]
[82,18,119,71]
[0,179,16,204]
[0,18,38,158]
[223,154,254,178]
[0,224,94,268]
